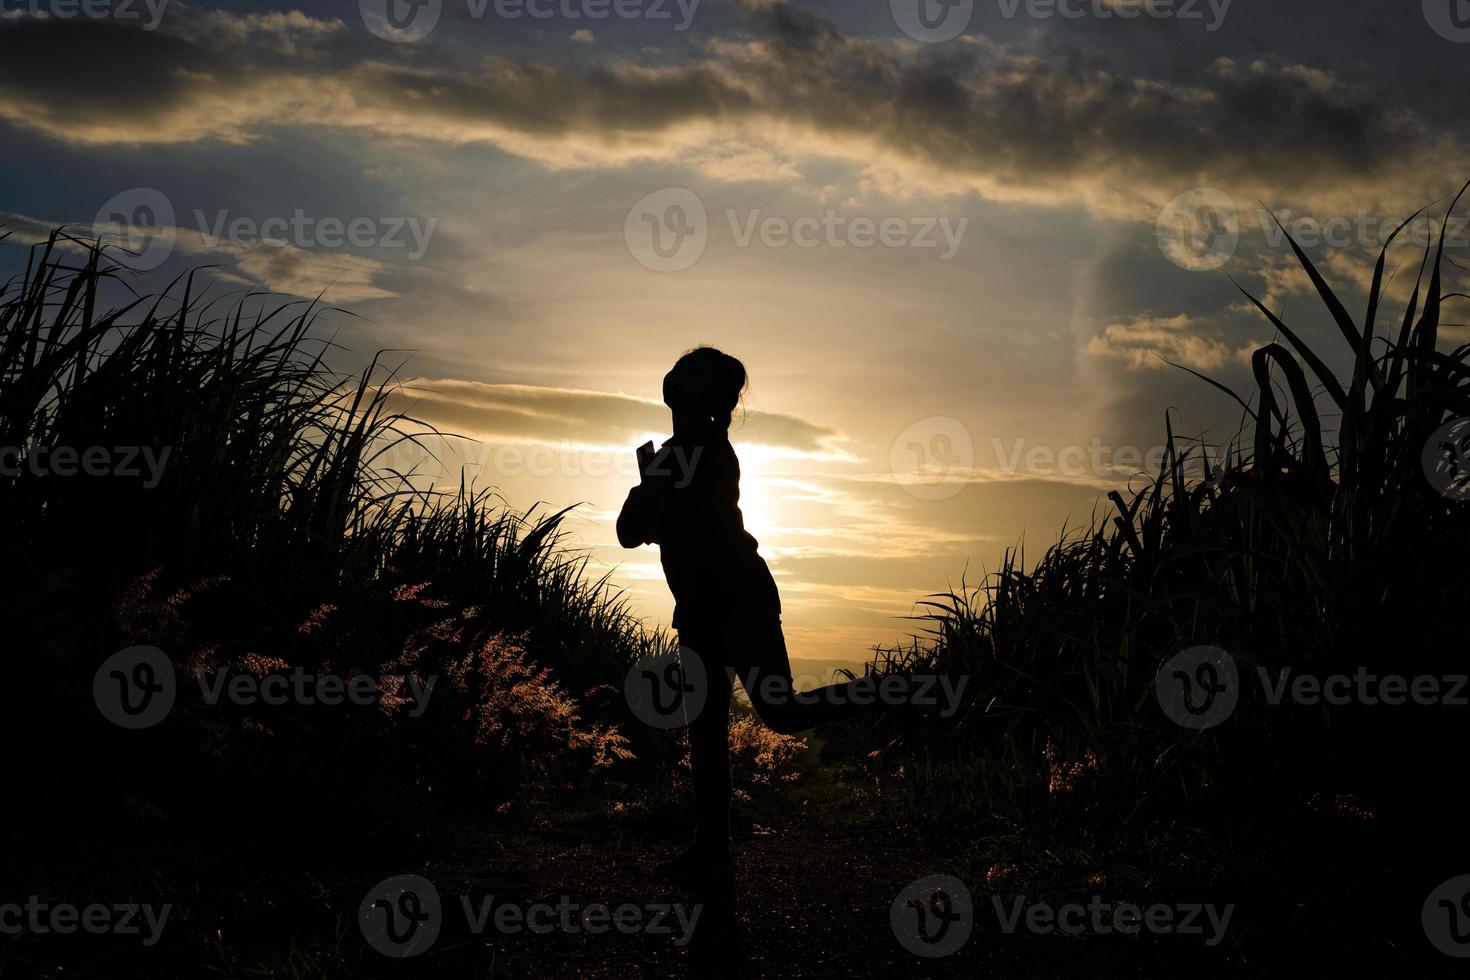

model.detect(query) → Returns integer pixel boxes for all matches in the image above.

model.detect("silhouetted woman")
[617,346,893,875]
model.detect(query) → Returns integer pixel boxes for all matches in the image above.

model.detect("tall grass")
[883,189,1470,852]
[0,229,667,681]
[0,230,675,858]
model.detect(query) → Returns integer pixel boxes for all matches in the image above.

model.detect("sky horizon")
[4,0,1469,662]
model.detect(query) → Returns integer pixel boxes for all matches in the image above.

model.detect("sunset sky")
[3,0,1469,662]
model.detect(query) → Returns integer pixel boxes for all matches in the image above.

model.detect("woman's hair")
[663,346,747,431]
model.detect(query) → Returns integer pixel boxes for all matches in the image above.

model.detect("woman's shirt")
[616,427,781,632]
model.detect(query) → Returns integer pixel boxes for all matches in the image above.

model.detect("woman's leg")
[731,621,887,735]
[686,644,735,851]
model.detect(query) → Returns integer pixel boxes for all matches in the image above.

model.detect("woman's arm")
[616,483,660,548]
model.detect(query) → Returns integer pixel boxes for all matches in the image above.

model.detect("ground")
[8,754,1407,978]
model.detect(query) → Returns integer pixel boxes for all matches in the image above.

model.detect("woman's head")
[663,346,747,431]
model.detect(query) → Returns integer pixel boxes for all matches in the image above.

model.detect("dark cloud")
[351,58,752,137]
[0,18,219,130]
[0,1,1456,215]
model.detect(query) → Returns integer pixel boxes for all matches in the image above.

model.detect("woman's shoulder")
[668,431,737,485]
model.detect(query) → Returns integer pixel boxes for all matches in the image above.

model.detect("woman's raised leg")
[727,621,887,735]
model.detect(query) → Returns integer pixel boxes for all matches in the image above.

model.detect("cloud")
[223,240,394,302]
[1086,314,1256,371]
[0,3,1460,223]
[0,210,64,245]
[0,209,396,303]
[385,379,849,457]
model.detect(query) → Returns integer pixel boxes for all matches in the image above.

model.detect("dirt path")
[400,809,982,978]
[5,777,1256,977]
[348,788,1248,978]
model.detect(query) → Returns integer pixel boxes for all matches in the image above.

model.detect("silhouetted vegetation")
[6,186,1469,972]
[0,232,800,910]
[841,188,1470,965]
